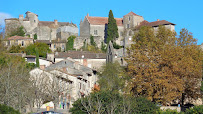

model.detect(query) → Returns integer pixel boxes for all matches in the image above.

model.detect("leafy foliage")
[9,45,25,53]
[101,41,107,52]
[126,26,202,105]
[0,104,20,114]
[113,42,122,49]
[98,61,125,92]
[9,26,25,37]
[26,63,36,69]
[185,105,203,114]
[34,34,37,40]
[35,47,39,67]
[106,10,119,44]
[90,35,96,47]
[70,90,158,114]
[25,42,51,58]
[66,35,76,51]
[157,109,181,114]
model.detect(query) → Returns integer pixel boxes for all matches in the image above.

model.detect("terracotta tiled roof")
[55,51,106,59]
[124,11,142,17]
[136,20,175,29]
[148,20,175,27]
[86,16,123,26]
[7,36,33,40]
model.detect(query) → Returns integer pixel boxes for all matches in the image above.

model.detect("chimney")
[87,13,89,17]
[54,19,58,25]
[19,14,24,21]
[157,19,160,21]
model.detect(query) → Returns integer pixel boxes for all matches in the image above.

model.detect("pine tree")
[106,10,119,44]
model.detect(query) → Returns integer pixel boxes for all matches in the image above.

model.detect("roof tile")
[86,16,123,26]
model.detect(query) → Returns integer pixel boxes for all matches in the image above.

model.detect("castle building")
[5,11,78,41]
[80,11,175,57]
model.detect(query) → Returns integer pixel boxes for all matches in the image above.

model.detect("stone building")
[5,11,78,41]
[47,51,106,70]
[79,11,175,56]
[4,36,33,48]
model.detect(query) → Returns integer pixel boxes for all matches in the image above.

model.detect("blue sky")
[0,0,202,44]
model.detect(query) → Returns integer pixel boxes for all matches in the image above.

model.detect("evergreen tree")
[106,10,119,44]
[66,35,76,51]
[35,47,39,67]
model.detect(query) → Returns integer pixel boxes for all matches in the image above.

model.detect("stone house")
[30,57,98,108]
[4,35,33,47]
[47,51,106,70]
[5,11,78,41]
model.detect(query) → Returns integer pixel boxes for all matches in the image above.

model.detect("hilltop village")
[1,11,202,113]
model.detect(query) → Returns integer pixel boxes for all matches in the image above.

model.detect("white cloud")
[0,12,13,26]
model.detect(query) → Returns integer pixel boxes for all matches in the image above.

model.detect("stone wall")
[80,17,90,37]
[37,26,51,40]
[5,19,21,37]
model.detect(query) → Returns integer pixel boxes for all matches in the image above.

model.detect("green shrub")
[113,42,122,49]
[156,109,181,114]
[0,104,20,114]
[185,105,203,114]
[34,34,37,40]
[66,35,76,51]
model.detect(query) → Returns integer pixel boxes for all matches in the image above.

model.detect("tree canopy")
[126,26,202,105]
[25,42,51,58]
[106,10,119,44]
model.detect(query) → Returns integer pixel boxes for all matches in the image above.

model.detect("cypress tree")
[35,47,39,67]
[106,10,119,44]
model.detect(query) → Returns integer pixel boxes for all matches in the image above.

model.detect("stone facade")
[4,36,33,48]
[79,11,176,57]
[5,11,78,41]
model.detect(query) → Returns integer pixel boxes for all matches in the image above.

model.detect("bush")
[156,109,181,114]
[25,42,51,58]
[70,90,159,114]
[9,45,25,53]
[113,42,122,49]
[0,104,20,114]
[185,105,203,114]
[66,35,76,51]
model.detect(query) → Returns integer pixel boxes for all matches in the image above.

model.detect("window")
[127,24,130,28]
[129,16,130,21]
[22,41,24,46]
[94,30,98,35]
[34,20,36,23]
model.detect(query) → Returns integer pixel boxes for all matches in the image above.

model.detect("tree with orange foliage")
[126,26,202,105]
